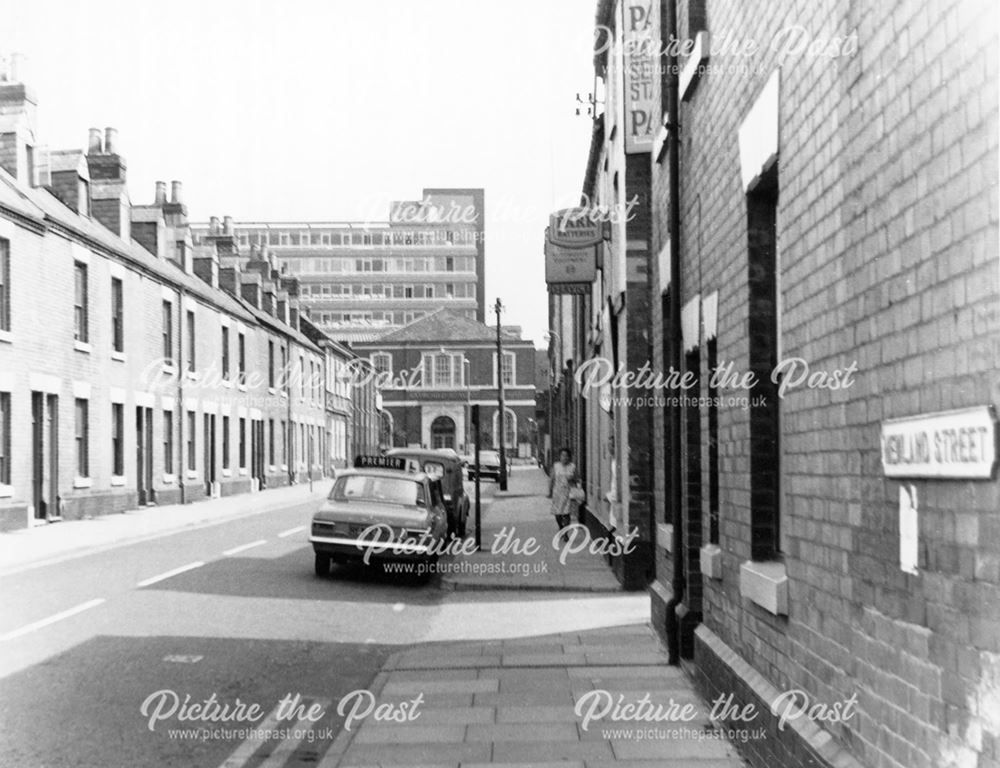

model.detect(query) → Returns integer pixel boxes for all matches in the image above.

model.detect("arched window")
[492,409,516,450]
[430,416,456,450]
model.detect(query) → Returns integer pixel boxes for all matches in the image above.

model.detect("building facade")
[0,65,370,531]
[191,189,486,345]
[353,309,537,456]
[644,2,998,768]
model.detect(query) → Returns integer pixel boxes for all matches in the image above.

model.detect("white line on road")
[136,561,205,587]
[257,699,331,768]
[0,598,106,642]
[277,525,306,538]
[217,702,286,768]
[222,539,267,556]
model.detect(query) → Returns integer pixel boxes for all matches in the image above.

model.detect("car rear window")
[480,452,500,463]
[331,475,423,506]
[422,461,445,479]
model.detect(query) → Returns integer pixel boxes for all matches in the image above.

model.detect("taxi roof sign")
[354,455,420,473]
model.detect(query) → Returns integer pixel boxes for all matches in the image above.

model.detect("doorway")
[430,416,456,450]
[136,406,154,506]
[203,413,216,496]
[31,392,59,520]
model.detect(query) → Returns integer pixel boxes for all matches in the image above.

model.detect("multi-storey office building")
[0,67,348,531]
[353,309,536,455]
[191,189,486,344]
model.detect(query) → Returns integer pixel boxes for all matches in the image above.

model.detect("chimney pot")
[223,215,233,235]
[88,128,103,154]
[104,127,117,154]
[154,181,167,204]
[209,216,220,234]
[171,180,183,204]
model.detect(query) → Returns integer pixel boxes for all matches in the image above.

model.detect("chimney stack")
[209,215,220,234]
[223,215,233,235]
[0,52,38,182]
[88,128,103,154]
[155,181,167,205]
[171,180,183,204]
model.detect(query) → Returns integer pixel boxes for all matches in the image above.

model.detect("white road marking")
[217,701,286,768]
[257,699,331,768]
[222,539,267,556]
[0,598,105,642]
[163,654,203,663]
[277,525,305,538]
[136,561,205,587]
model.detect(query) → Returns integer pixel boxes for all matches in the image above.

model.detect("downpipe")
[660,0,685,666]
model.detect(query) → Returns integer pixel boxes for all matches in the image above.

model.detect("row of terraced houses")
[545,1,998,768]
[0,62,380,532]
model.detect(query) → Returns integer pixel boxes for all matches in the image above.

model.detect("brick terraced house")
[546,1,998,767]
[0,66,379,531]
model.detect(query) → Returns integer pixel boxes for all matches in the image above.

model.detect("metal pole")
[473,404,482,551]
[495,298,508,491]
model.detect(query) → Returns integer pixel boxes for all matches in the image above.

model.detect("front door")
[203,413,216,495]
[32,392,59,520]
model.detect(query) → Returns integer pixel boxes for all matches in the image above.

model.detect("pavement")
[324,623,748,768]
[443,468,623,593]
[0,478,335,576]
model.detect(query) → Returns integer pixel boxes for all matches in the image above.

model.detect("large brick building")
[190,188,486,344]
[352,309,537,455]
[0,62,380,531]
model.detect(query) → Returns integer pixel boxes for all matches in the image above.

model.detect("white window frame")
[493,350,516,387]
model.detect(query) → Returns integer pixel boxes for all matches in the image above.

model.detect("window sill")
[162,473,175,485]
[656,523,673,554]
[111,351,126,363]
[280,464,288,472]
[186,371,198,381]
[74,340,92,354]
[221,380,233,389]
[73,476,93,489]
[221,468,232,478]
[239,468,248,476]
[700,544,723,580]
[238,384,247,393]
[268,387,277,395]
[268,465,277,472]
[111,475,126,487]
[0,329,12,345]
[162,363,176,376]
[739,559,788,616]
[186,470,199,480]
[0,484,13,498]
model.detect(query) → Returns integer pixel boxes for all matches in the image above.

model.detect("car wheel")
[314,553,330,577]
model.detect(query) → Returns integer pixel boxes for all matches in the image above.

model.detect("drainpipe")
[177,286,186,505]
[662,0,685,665]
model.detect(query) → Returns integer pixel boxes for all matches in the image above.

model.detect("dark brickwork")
[649,0,1000,767]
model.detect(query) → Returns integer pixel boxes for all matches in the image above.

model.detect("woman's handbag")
[569,485,586,504]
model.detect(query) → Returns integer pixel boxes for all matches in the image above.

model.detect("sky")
[4,0,601,345]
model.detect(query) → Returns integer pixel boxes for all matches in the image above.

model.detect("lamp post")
[463,357,472,453]
[494,298,508,491]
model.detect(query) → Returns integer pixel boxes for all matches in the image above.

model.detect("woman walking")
[547,447,580,538]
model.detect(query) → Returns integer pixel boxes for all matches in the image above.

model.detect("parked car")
[310,455,448,575]
[468,450,503,482]
[386,448,470,539]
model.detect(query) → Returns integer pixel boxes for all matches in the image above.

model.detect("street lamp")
[463,357,472,453]
[494,298,508,491]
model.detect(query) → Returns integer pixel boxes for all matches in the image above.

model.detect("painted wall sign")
[880,406,997,479]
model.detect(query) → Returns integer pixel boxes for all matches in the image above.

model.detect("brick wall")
[650,0,999,767]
